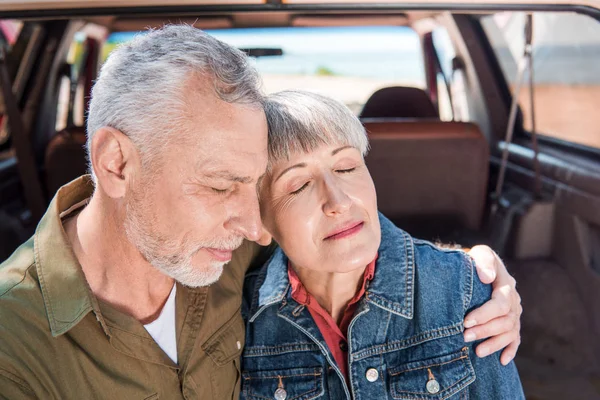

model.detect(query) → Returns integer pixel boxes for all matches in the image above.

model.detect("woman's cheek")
[264,194,301,244]
[280,200,317,249]
[270,193,300,220]
[350,173,377,204]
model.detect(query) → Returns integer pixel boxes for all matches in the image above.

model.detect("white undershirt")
[144,284,178,364]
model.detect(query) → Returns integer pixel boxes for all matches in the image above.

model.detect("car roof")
[1,0,598,13]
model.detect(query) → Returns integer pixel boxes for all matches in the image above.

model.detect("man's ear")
[90,127,140,198]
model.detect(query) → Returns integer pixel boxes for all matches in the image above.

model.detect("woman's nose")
[322,179,352,216]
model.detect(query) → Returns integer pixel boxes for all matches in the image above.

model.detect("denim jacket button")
[274,387,287,400]
[339,341,348,352]
[365,368,379,382]
[426,379,441,394]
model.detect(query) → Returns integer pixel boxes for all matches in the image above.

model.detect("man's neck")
[64,192,175,323]
[292,263,366,325]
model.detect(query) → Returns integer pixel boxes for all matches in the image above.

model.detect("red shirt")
[288,256,377,382]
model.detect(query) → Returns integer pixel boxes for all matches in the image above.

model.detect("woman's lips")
[205,248,233,262]
[324,221,364,240]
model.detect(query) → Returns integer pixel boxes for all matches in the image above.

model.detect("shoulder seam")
[412,239,464,255]
[0,263,35,298]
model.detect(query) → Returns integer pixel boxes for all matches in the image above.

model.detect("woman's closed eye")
[290,181,310,195]
[288,167,357,195]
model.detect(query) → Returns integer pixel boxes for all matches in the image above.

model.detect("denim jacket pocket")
[388,347,475,400]
[242,366,325,400]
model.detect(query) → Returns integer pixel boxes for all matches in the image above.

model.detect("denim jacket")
[241,214,524,399]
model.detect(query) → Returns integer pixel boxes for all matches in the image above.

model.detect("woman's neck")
[292,264,367,325]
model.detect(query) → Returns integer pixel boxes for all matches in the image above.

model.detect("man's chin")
[176,261,226,288]
[150,259,226,288]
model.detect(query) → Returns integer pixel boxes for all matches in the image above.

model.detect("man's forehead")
[183,114,268,153]
[194,158,266,182]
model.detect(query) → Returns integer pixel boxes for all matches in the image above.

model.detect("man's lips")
[205,248,233,262]
[324,221,364,240]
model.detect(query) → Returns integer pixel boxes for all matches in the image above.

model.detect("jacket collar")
[249,212,415,322]
[34,175,109,337]
[248,248,290,322]
[365,214,414,319]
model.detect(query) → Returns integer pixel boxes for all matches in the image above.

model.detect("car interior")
[0,1,599,398]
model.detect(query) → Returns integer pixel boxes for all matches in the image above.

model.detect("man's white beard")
[146,246,227,288]
[124,191,243,287]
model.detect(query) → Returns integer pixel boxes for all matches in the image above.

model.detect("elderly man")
[0,26,520,399]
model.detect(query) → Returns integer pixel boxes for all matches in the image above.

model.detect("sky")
[106,26,425,81]
[108,26,420,54]
[105,19,600,84]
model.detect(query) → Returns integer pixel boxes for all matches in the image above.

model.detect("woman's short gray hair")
[86,24,263,180]
[264,90,369,170]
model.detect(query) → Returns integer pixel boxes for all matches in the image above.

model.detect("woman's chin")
[320,246,379,274]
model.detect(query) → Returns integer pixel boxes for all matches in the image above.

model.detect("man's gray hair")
[86,25,263,180]
[264,90,369,169]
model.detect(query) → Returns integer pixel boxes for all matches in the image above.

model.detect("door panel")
[464,9,600,399]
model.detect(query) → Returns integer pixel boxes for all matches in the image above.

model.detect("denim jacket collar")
[248,213,415,322]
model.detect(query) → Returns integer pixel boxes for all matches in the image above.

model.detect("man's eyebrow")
[274,163,307,183]
[204,171,252,184]
[332,145,354,156]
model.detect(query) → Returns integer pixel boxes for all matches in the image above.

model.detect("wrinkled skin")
[260,143,521,363]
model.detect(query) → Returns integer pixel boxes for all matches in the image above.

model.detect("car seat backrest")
[363,119,489,237]
[360,86,439,119]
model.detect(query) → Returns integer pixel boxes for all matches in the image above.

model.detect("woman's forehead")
[271,142,359,164]
[264,143,362,183]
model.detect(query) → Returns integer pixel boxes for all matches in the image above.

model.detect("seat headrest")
[360,86,439,119]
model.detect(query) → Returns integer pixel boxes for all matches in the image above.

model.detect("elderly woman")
[241,90,524,399]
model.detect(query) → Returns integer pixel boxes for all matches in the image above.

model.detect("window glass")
[432,27,470,121]
[481,12,600,149]
[55,32,88,132]
[103,26,426,115]
[432,27,455,79]
[0,20,26,148]
[0,20,23,48]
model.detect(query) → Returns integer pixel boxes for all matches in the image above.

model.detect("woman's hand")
[464,245,522,365]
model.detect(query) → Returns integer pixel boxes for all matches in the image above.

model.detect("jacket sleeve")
[464,255,526,399]
[0,369,38,400]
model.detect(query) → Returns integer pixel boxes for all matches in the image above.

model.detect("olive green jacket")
[0,176,261,399]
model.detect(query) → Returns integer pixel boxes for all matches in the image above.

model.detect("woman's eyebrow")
[275,163,307,183]
[332,145,354,155]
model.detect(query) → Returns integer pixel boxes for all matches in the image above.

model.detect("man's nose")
[322,178,351,216]
[225,189,263,242]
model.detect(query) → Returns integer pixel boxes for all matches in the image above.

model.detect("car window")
[55,31,88,132]
[481,12,600,150]
[0,20,23,48]
[431,27,460,122]
[103,26,426,115]
[0,20,24,149]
